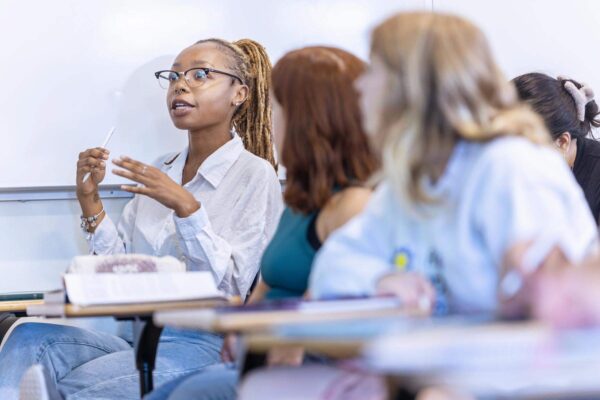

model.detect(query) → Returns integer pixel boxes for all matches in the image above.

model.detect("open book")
[68,254,186,274]
[62,255,224,307]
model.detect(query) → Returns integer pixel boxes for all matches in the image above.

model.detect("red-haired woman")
[145,46,380,400]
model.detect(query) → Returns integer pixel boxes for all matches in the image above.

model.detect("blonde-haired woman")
[310,11,597,318]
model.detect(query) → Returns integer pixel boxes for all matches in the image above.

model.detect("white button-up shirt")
[88,133,283,298]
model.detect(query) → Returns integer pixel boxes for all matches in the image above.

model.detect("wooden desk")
[244,332,365,359]
[0,299,44,314]
[0,292,45,315]
[366,322,600,399]
[236,315,441,375]
[239,320,600,399]
[27,298,238,318]
[153,297,418,333]
[156,299,600,400]
[154,298,429,377]
[27,297,238,398]
[0,299,46,345]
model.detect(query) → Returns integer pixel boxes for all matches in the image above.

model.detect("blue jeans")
[145,363,237,400]
[144,352,330,400]
[0,322,223,400]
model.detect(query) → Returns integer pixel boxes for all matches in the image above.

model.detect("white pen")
[82,127,116,183]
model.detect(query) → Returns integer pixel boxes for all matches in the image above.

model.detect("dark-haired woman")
[513,73,600,222]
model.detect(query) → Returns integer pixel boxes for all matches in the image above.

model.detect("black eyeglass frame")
[154,67,244,88]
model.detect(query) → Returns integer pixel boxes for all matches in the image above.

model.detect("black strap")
[306,211,322,251]
[0,313,18,344]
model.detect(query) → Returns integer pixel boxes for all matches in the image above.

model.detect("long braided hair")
[196,38,276,169]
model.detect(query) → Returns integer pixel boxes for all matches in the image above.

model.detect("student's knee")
[5,323,60,348]
[3,323,85,353]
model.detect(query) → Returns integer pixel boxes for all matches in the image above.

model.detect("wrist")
[79,192,103,222]
[80,208,106,233]
[174,197,200,218]
[77,188,99,202]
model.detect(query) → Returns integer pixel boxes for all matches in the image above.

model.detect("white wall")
[434,0,600,94]
[0,198,128,292]
[0,0,429,293]
[0,0,429,188]
[5,0,600,293]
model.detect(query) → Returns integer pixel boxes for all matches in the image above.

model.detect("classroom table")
[153,297,423,375]
[27,297,239,398]
[153,297,414,333]
[159,301,600,399]
[0,295,46,344]
[239,315,489,377]
[0,299,44,314]
[365,322,600,399]
[203,315,600,399]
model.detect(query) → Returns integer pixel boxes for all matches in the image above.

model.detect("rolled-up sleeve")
[86,195,139,255]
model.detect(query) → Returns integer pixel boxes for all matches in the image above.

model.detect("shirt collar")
[198,133,244,188]
[164,132,244,188]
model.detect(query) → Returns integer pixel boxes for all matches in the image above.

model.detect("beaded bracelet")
[80,208,105,232]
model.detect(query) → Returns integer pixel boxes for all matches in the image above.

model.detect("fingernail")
[100,161,105,167]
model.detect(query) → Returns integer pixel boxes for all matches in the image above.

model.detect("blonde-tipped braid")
[196,38,276,169]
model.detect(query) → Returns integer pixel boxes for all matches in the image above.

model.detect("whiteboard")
[0,0,430,189]
[434,0,600,120]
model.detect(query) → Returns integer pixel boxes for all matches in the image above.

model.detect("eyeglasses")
[154,67,244,89]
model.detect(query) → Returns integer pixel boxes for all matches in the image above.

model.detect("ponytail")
[232,39,275,168]
[196,38,276,168]
[513,73,600,141]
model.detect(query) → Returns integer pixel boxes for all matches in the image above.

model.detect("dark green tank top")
[261,206,321,300]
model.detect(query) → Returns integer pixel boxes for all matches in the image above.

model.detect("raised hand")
[76,147,109,197]
[112,156,200,217]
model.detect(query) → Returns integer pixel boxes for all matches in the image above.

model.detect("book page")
[64,272,223,306]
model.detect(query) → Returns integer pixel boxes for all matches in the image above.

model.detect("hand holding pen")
[76,127,115,197]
